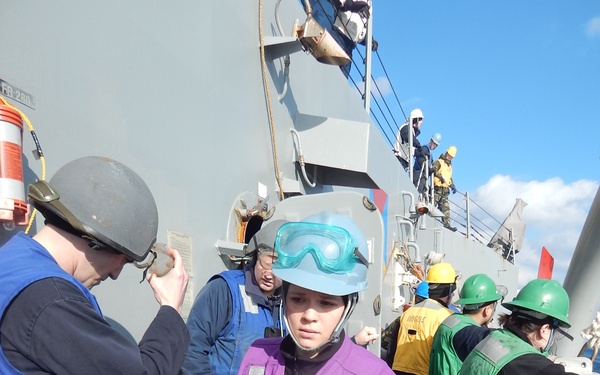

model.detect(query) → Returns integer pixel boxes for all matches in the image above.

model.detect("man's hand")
[147,247,189,313]
[353,326,380,346]
[372,38,378,52]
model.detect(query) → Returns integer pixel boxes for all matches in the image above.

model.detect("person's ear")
[538,323,551,339]
[482,304,492,318]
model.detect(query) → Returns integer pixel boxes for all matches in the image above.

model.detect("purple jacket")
[238,335,394,375]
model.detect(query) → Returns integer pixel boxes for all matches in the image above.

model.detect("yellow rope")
[384,240,424,281]
[0,97,46,234]
[382,240,400,278]
[258,0,285,202]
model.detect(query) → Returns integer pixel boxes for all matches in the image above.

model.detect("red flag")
[538,247,554,279]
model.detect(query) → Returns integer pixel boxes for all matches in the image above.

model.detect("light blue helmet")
[415,281,429,298]
[431,133,442,145]
[273,211,369,296]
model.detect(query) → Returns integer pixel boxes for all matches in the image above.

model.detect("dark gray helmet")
[28,156,158,261]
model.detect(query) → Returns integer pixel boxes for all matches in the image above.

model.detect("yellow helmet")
[426,263,457,284]
[446,146,457,158]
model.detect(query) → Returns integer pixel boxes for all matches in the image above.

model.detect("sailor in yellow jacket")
[392,263,457,375]
[432,146,457,231]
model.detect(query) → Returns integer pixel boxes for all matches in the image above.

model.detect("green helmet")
[455,274,502,308]
[503,279,571,328]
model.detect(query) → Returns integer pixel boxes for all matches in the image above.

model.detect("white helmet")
[410,108,424,120]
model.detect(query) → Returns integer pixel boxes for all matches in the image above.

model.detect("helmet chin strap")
[542,326,556,353]
[330,293,358,343]
[283,292,359,355]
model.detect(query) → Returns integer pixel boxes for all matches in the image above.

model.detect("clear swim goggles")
[273,222,366,274]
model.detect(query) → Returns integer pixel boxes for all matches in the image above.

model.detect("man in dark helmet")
[0,156,189,374]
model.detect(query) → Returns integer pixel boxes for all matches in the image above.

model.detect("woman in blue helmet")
[238,211,393,375]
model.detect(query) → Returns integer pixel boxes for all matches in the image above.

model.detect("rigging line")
[466,213,497,237]
[469,232,486,246]
[361,69,402,148]
[469,225,491,244]
[449,200,495,239]
[364,94,386,134]
[447,205,485,238]
[369,74,400,137]
[374,50,407,121]
[369,90,396,145]
[348,73,363,96]
[370,73,400,130]
[448,206,467,222]
[464,195,504,227]
[447,202,496,241]
[467,217,496,240]
[258,0,284,201]
[362,80,394,146]
[349,71,395,144]
[452,199,496,233]
[370,108,393,145]
[371,109,393,146]
[449,197,498,235]
[351,72,394,147]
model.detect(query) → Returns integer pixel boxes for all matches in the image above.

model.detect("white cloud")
[373,76,392,97]
[466,175,599,287]
[585,17,600,38]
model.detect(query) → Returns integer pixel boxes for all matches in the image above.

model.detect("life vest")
[458,329,541,375]
[392,299,454,375]
[208,270,280,375]
[394,122,414,162]
[433,157,452,188]
[0,233,102,374]
[429,314,478,375]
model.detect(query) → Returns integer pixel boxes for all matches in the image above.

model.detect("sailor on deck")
[414,133,442,197]
[0,156,190,374]
[394,108,424,172]
[429,274,503,375]
[432,146,457,231]
[182,220,287,375]
[459,279,576,375]
[392,263,457,375]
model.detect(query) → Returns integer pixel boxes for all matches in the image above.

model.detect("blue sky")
[364,2,600,286]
